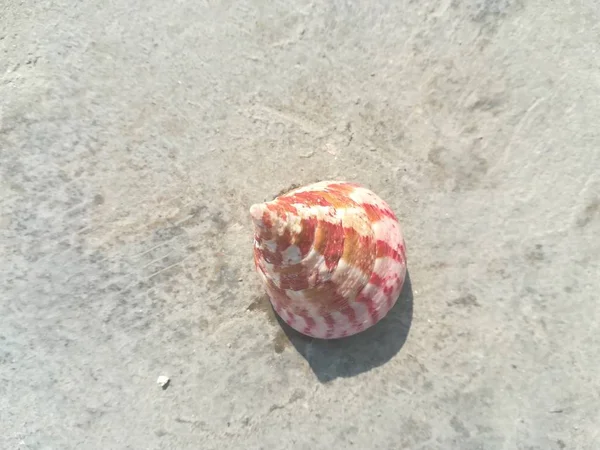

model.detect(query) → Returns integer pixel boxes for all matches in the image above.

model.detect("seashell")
[250,181,407,339]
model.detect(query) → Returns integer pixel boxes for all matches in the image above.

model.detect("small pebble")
[157,375,170,389]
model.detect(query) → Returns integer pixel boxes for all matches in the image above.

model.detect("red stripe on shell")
[278,267,310,290]
[253,210,274,241]
[261,248,282,265]
[296,309,316,335]
[340,226,375,276]
[314,221,345,270]
[325,182,362,194]
[361,203,384,222]
[361,202,397,223]
[273,196,300,216]
[276,228,292,254]
[265,278,290,303]
[287,185,358,210]
[385,277,400,309]
[355,289,380,325]
[293,217,317,258]
[340,305,358,328]
[369,272,385,287]
[324,313,336,339]
[300,279,349,314]
[376,239,403,262]
[377,205,398,221]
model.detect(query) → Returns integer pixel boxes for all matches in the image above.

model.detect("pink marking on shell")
[250,181,407,339]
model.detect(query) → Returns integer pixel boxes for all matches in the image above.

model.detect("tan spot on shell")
[276,263,311,290]
[361,203,386,223]
[319,191,354,209]
[300,280,348,314]
[341,226,376,275]
[340,210,372,236]
[313,220,345,269]
[290,217,317,257]
[325,182,360,196]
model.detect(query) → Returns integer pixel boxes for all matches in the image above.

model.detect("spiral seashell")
[250,181,407,339]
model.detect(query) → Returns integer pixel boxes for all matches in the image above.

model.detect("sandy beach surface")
[1,1,599,448]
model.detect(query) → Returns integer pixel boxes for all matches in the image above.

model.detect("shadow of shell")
[274,270,414,382]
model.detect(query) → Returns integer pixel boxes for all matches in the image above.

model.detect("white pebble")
[156,375,170,388]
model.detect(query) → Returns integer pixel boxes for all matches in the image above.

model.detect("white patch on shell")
[281,245,302,265]
[301,248,332,283]
[290,312,307,331]
[330,311,345,330]
[373,256,405,281]
[292,204,366,227]
[335,206,364,220]
[257,259,281,286]
[332,311,353,336]
[331,259,369,299]
[341,211,372,236]
[250,203,267,225]
[358,281,380,302]
[262,239,277,252]
[348,186,390,209]
[284,212,304,235]
[276,306,291,323]
[286,289,307,302]
[285,290,319,319]
[311,314,329,338]
[292,204,336,223]
[372,216,404,251]
[351,300,370,329]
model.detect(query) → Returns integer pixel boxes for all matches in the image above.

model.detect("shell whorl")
[250,181,407,339]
